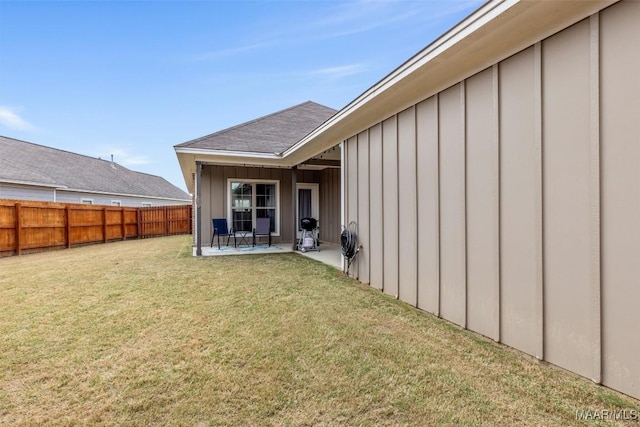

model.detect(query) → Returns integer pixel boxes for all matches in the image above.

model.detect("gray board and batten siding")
[343,1,640,398]
[199,165,341,246]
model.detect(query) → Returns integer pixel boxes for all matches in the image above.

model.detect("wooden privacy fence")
[0,200,192,257]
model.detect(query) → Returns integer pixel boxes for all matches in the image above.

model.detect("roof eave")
[175,0,618,190]
[282,0,618,165]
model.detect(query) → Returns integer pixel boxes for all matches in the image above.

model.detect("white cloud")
[189,1,482,66]
[311,64,368,79]
[192,41,272,62]
[96,147,151,167]
[299,0,483,41]
[0,106,36,131]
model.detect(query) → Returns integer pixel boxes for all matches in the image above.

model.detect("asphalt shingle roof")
[0,135,191,200]
[176,101,337,154]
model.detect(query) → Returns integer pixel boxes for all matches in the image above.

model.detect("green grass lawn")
[0,236,637,426]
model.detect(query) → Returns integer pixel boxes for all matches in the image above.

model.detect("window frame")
[226,178,280,236]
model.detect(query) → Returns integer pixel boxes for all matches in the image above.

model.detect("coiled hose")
[340,221,360,274]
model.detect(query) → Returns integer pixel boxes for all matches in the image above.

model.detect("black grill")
[300,217,317,231]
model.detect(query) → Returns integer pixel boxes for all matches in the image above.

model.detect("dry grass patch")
[0,236,637,425]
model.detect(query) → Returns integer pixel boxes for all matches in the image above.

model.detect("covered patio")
[174,101,344,261]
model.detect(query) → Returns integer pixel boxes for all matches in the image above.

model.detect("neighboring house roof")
[0,135,191,201]
[176,101,337,154]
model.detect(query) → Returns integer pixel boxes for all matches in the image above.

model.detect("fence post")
[103,207,108,243]
[66,205,71,248]
[121,208,126,241]
[137,208,142,239]
[164,206,169,236]
[15,203,22,255]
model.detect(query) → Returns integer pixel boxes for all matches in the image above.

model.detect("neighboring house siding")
[343,1,640,399]
[201,165,340,246]
[0,183,55,202]
[55,190,189,207]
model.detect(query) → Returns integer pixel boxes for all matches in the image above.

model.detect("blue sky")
[0,0,483,192]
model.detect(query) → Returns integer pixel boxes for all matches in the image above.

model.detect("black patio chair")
[252,217,272,247]
[211,218,236,249]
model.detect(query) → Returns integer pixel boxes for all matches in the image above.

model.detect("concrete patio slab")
[194,242,343,270]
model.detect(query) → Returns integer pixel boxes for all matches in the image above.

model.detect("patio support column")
[291,165,297,251]
[195,161,202,256]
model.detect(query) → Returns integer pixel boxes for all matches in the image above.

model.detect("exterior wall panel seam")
[497,61,503,344]
[436,94,441,317]
[396,113,401,300]
[534,41,544,361]
[380,129,385,293]
[340,145,345,268]
[355,136,359,280]
[367,129,372,285]
[414,104,420,307]
[589,12,602,384]
[461,80,468,329]
[493,63,501,343]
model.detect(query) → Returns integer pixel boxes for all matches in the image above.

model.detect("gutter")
[174,146,282,160]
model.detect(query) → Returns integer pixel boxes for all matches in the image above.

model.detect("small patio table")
[236,231,250,247]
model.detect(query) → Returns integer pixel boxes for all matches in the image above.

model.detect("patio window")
[229,180,279,235]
